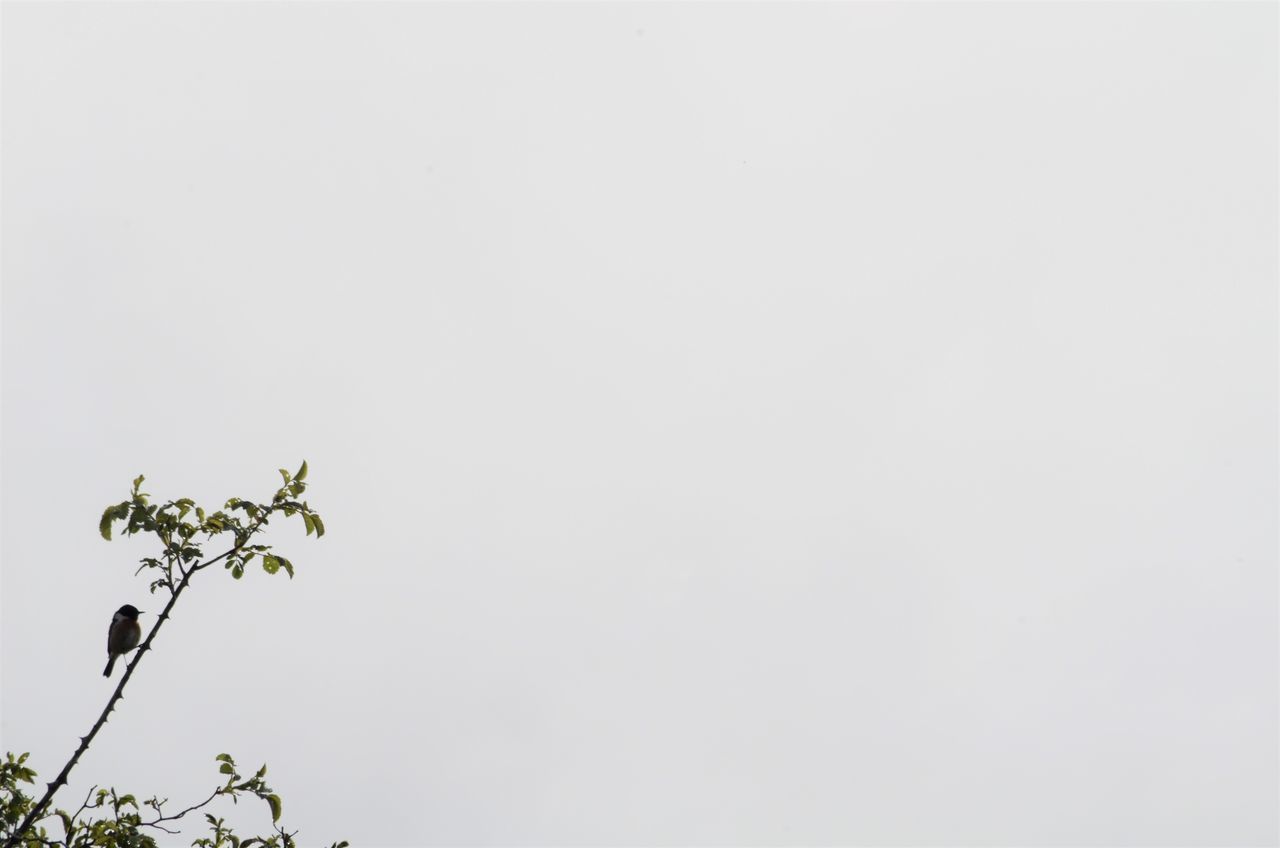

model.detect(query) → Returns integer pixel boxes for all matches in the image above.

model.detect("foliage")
[2,753,347,848]
[99,461,324,593]
[0,465,344,848]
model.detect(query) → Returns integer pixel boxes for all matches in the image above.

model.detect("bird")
[103,604,144,677]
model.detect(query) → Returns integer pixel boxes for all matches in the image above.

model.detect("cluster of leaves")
[0,754,347,848]
[98,462,325,594]
[0,756,36,840]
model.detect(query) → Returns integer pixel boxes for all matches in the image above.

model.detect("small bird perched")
[103,604,144,677]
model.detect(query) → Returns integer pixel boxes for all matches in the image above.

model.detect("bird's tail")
[103,655,116,677]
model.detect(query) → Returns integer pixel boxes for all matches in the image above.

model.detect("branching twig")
[138,786,222,833]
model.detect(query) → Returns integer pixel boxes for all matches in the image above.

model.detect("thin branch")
[276,824,299,848]
[138,786,222,832]
[70,785,97,824]
[32,783,96,844]
[191,540,249,573]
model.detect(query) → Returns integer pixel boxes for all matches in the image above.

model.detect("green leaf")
[265,794,282,823]
[255,764,268,779]
[279,557,294,578]
[231,564,244,580]
[302,513,316,536]
[219,763,235,775]
[56,811,72,836]
[100,502,130,540]
[132,474,145,494]
[279,468,291,485]
[311,514,325,538]
[216,754,234,763]
[262,555,279,575]
[99,507,117,541]
[295,461,308,481]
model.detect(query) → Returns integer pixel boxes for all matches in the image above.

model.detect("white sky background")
[2,2,1277,845]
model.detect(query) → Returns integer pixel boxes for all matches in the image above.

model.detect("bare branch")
[138,786,222,832]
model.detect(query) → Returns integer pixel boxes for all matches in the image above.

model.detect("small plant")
[1,464,345,848]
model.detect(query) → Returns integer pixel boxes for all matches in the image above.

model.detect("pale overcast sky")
[2,2,1276,846]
